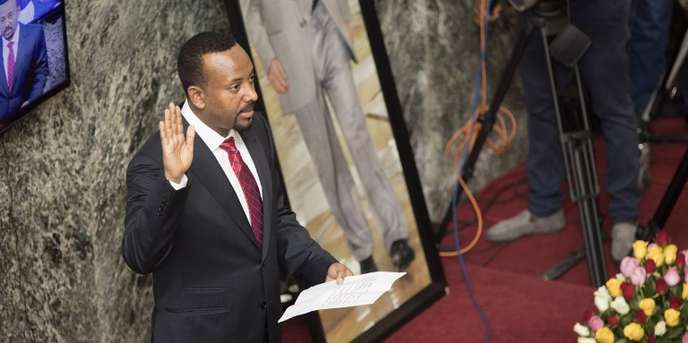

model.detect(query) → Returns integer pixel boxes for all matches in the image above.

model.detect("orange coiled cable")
[440,0,517,256]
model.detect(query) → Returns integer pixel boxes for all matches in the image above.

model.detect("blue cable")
[450,1,495,342]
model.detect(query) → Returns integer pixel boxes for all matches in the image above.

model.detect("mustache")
[239,102,255,113]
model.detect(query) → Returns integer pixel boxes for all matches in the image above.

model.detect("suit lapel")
[187,129,261,250]
[242,126,272,262]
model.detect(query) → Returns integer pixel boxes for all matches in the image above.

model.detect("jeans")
[520,0,640,223]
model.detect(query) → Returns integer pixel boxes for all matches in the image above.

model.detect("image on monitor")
[0,0,68,134]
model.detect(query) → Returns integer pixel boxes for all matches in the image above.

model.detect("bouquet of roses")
[573,232,688,343]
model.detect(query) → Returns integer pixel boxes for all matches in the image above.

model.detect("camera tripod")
[636,145,688,241]
[638,25,688,144]
[436,0,608,286]
[634,25,688,241]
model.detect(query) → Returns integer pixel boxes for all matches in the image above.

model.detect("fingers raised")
[186,126,195,150]
[174,104,182,137]
[159,120,166,143]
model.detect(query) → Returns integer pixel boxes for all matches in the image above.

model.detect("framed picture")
[223,0,447,341]
[0,0,70,135]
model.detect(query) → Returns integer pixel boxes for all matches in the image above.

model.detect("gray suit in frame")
[244,0,408,262]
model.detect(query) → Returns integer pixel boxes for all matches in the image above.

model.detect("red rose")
[582,309,594,322]
[670,297,682,310]
[655,279,668,294]
[634,310,647,323]
[621,282,635,299]
[655,230,669,246]
[678,253,686,268]
[648,335,656,343]
[607,315,620,327]
[645,259,657,273]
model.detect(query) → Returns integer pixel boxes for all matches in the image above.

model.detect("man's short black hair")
[177,32,237,95]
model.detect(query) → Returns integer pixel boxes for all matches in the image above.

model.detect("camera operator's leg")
[577,0,640,261]
[486,26,567,243]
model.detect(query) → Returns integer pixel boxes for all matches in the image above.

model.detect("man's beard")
[234,102,256,130]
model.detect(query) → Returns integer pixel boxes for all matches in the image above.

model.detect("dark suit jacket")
[123,113,337,343]
[0,23,48,122]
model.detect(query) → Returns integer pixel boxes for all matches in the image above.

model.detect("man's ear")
[187,86,206,109]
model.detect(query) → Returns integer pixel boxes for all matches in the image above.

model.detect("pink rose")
[588,315,603,331]
[684,265,688,283]
[665,267,681,287]
[621,256,640,277]
[630,266,647,286]
[682,332,688,343]
[682,249,688,265]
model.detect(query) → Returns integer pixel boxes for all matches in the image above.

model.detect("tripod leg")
[540,26,608,287]
[638,147,688,240]
[664,28,688,93]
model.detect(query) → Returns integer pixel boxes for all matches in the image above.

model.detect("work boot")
[486,209,565,243]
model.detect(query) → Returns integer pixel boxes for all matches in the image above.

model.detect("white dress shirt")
[2,24,19,84]
[169,101,263,224]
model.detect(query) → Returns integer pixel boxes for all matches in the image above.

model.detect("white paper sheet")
[278,272,406,323]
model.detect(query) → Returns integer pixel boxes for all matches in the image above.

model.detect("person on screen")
[0,0,48,124]
[18,0,62,24]
[244,0,415,274]
[122,32,352,343]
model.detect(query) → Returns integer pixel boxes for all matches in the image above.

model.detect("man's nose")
[245,85,258,102]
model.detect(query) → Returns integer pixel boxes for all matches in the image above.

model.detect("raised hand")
[159,102,195,183]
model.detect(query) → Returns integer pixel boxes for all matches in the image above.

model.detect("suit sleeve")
[242,0,277,72]
[122,150,189,274]
[28,26,48,102]
[259,116,337,286]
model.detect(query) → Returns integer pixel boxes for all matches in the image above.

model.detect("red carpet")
[283,117,688,342]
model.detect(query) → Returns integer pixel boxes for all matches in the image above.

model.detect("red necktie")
[7,41,14,92]
[220,137,263,245]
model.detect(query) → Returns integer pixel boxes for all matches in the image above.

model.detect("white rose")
[611,296,630,315]
[573,323,590,337]
[594,286,611,312]
[616,273,626,282]
[655,321,667,336]
[594,296,609,312]
[577,338,596,343]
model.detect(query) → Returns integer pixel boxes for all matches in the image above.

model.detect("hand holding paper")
[278,272,406,323]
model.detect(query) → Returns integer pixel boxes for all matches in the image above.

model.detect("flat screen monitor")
[0,0,69,134]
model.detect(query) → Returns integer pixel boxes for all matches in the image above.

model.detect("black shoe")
[359,255,378,274]
[390,239,415,272]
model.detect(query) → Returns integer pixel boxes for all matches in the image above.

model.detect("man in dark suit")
[122,32,352,343]
[0,0,48,124]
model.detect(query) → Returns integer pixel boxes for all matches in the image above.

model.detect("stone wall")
[0,1,229,342]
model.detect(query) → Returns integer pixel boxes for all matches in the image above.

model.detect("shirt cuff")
[168,174,188,190]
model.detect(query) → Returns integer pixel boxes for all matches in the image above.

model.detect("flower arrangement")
[574,231,688,343]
